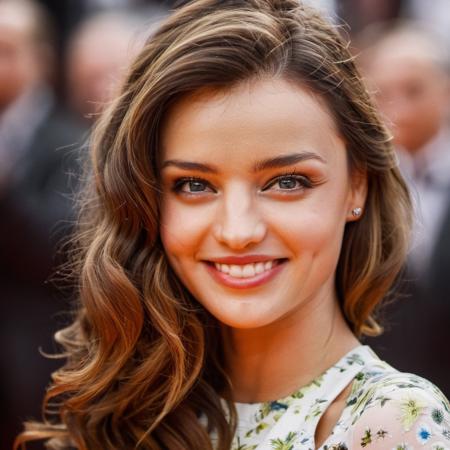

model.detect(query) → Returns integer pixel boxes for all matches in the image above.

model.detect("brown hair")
[15,1,411,449]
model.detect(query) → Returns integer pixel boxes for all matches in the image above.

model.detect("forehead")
[160,78,344,168]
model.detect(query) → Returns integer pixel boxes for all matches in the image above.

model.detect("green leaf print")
[346,354,365,366]
[312,377,323,388]
[270,431,297,450]
[234,436,258,450]
[350,386,378,423]
[291,390,305,400]
[304,398,327,421]
[258,403,273,420]
[360,428,372,447]
[231,347,450,450]
[257,401,288,421]
[373,394,391,406]
[354,372,365,381]
[255,422,269,434]
[442,398,450,414]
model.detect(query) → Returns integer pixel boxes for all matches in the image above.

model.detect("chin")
[220,319,265,329]
[207,307,280,330]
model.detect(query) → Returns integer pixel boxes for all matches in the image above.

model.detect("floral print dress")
[229,345,450,450]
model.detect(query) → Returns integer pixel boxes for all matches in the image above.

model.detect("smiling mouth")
[204,258,288,279]
[211,259,282,278]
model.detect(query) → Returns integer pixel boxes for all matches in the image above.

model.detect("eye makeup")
[170,169,319,197]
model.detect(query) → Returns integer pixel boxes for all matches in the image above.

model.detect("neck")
[221,289,359,403]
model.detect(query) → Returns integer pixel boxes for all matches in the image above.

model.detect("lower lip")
[203,260,287,289]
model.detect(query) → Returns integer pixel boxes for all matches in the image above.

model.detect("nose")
[212,185,267,249]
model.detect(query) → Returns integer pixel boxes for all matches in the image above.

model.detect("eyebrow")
[253,152,326,172]
[161,159,217,173]
[161,152,326,174]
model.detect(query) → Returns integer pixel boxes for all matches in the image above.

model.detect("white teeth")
[213,260,279,278]
[215,263,232,273]
[229,265,243,277]
[255,262,265,274]
[242,264,256,277]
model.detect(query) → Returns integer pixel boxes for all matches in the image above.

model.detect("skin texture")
[159,78,365,421]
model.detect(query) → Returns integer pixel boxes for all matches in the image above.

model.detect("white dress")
[229,345,450,449]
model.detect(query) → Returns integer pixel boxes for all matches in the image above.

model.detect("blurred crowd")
[0,1,169,447]
[0,0,449,448]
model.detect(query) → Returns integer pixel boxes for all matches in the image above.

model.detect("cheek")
[268,191,348,253]
[159,199,209,260]
[281,210,345,255]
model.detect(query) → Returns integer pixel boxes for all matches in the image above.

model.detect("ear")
[346,169,368,223]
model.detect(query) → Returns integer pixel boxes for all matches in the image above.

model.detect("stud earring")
[351,207,362,217]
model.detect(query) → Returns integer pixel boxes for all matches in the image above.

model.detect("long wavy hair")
[16,1,412,449]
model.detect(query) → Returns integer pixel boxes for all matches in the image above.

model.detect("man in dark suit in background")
[428,202,450,309]
[361,23,450,397]
[0,1,85,447]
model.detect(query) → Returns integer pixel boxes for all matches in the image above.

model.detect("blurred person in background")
[0,2,166,447]
[0,0,85,447]
[360,22,450,396]
[336,0,404,35]
[65,10,159,123]
[33,0,172,69]
[406,0,450,48]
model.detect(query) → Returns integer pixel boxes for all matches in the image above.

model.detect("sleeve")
[349,378,450,449]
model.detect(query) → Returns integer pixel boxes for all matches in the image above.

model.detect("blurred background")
[0,0,449,448]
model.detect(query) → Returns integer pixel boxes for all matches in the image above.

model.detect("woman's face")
[159,78,365,329]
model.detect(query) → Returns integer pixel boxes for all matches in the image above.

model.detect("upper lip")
[204,255,285,264]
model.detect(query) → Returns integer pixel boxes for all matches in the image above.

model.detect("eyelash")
[171,170,314,196]
[266,170,314,191]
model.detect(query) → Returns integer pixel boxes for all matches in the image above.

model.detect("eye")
[172,177,215,195]
[263,172,313,192]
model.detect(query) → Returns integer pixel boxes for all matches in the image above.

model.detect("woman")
[16,1,450,449]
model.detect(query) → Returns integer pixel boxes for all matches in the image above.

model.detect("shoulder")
[346,362,450,449]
